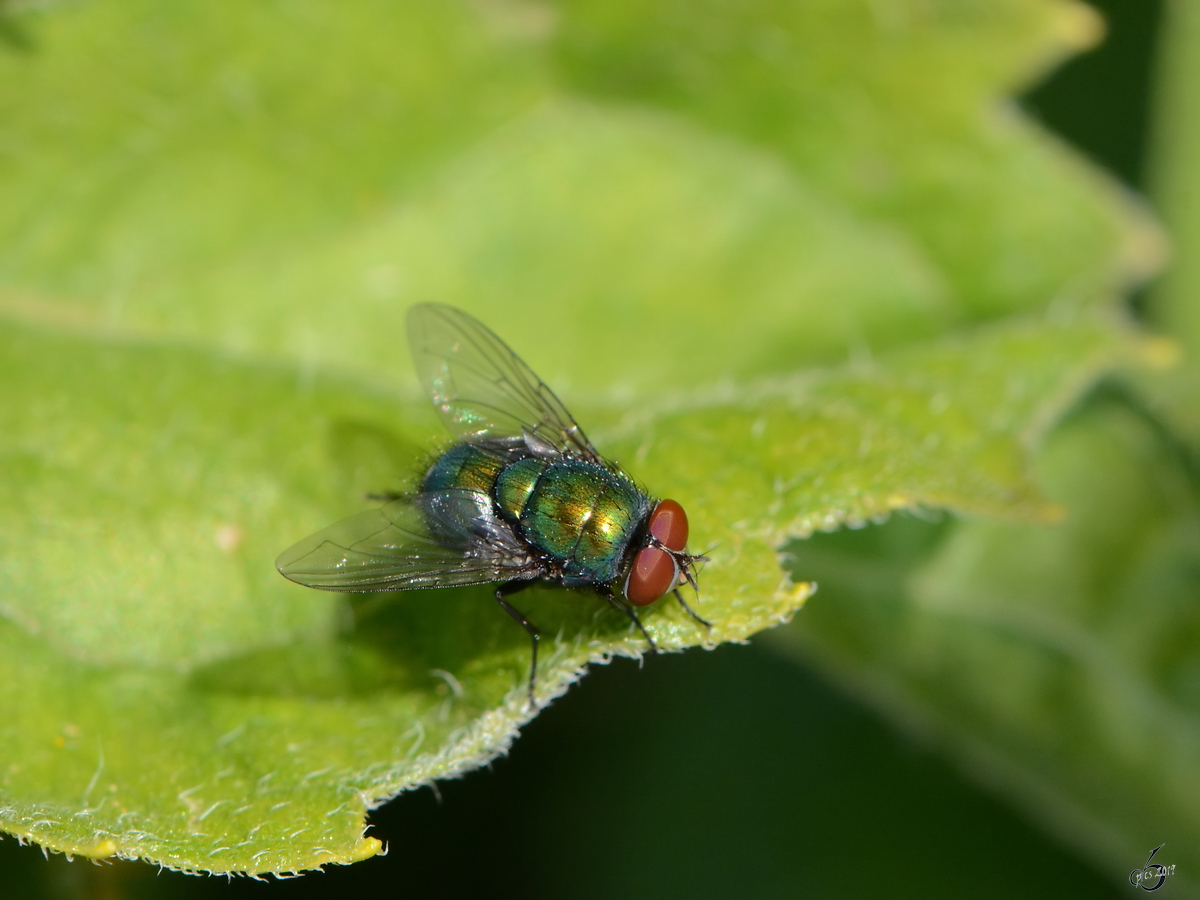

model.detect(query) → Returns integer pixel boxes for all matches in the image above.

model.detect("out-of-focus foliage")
[0,0,1181,886]
[1142,0,1200,448]
[775,383,1200,891]
[772,1,1200,892]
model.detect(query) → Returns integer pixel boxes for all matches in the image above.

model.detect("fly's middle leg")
[494,581,539,709]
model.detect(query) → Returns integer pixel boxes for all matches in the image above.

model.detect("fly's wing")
[407,303,602,464]
[276,491,537,592]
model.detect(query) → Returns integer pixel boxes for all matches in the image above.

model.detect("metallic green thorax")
[423,442,651,585]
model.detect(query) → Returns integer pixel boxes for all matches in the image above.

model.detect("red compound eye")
[648,499,688,552]
[625,546,678,606]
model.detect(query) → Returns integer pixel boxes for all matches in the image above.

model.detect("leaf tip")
[775,578,817,616]
[348,837,384,863]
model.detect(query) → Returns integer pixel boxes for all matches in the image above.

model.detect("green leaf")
[0,318,806,872]
[0,1,1162,386]
[0,0,1167,879]
[90,100,959,390]
[552,0,1164,317]
[0,312,1135,872]
[0,0,552,294]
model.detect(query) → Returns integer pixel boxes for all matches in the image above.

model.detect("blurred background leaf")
[774,381,1200,891]
[0,0,1192,895]
[1139,0,1200,447]
[770,0,1200,893]
[0,0,1161,385]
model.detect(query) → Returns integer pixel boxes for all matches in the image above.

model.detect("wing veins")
[408,304,600,461]
[277,491,536,593]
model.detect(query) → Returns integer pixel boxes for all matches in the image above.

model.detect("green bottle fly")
[276,304,707,706]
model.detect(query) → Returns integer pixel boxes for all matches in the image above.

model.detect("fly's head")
[622,499,706,607]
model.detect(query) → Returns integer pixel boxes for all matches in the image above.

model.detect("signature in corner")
[1130,844,1175,892]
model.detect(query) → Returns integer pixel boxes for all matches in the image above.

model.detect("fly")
[276,304,708,707]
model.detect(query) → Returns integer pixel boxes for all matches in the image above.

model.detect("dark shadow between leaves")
[781,510,952,640]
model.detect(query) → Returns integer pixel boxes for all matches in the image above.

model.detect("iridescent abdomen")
[419,444,508,547]
[423,443,506,494]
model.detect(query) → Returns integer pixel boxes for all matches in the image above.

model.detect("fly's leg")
[601,590,658,657]
[494,581,539,709]
[673,588,712,629]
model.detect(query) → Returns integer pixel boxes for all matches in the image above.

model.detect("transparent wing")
[276,491,537,592]
[407,303,602,463]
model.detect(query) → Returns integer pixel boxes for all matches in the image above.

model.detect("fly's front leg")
[600,589,658,657]
[673,588,712,629]
[494,581,539,709]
